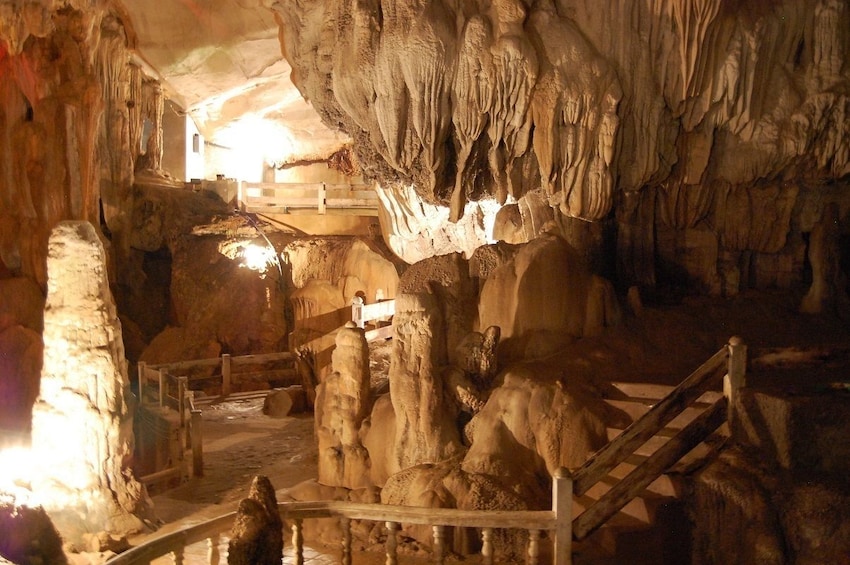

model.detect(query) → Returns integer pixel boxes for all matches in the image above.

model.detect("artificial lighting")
[0,446,34,506]
[241,243,276,273]
[218,240,278,276]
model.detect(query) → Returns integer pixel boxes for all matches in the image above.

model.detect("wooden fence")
[136,299,396,488]
[238,182,379,216]
[119,337,746,564]
[108,471,572,565]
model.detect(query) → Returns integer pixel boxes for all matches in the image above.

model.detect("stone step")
[570,382,729,562]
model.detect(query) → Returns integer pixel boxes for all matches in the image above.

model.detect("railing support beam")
[552,467,573,565]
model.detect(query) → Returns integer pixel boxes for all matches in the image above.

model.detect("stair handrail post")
[138,361,146,405]
[552,467,573,565]
[724,336,747,434]
[221,353,232,398]
[352,296,365,329]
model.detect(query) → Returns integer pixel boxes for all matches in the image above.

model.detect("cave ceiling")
[117,0,347,163]
[2,0,849,225]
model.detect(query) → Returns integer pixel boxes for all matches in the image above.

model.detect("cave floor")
[127,289,850,564]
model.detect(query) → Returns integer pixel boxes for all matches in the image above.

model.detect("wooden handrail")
[572,396,729,539]
[572,347,728,496]
[570,337,746,542]
[238,181,378,216]
[107,473,573,565]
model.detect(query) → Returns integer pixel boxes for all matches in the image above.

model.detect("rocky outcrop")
[30,221,152,547]
[227,476,283,565]
[275,0,850,287]
[315,323,372,489]
[478,233,620,359]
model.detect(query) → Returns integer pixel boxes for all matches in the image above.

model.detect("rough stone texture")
[398,252,479,358]
[461,363,611,502]
[478,233,620,360]
[733,388,850,477]
[275,0,850,264]
[380,459,529,557]
[690,449,787,565]
[0,325,42,434]
[262,388,293,418]
[0,502,67,565]
[227,475,283,565]
[386,293,464,474]
[30,221,152,547]
[0,277,44,334]
[315,323,372,489]
[800,202,850,317]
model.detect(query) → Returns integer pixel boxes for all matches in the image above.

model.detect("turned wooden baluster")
[527,530,540,565]
[432,525,446,564]
[341,517,352,565]
[170,548,184,565]
[292,519,304,565]
[385,521,400,565]
[481,528,494,565]
[207,533,221,565]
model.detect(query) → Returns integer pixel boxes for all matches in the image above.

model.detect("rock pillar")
[30,221,152,547]
[315,322,372,488]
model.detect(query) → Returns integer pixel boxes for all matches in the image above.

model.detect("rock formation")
[275,0,850,292]
[315,322,372,489]
[30,221,152,547]
[227,475,284,565]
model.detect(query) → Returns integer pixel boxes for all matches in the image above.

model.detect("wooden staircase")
[568,346,739,565]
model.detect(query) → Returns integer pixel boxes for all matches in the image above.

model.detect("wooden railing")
[107,471,573,565]
[351,296,395,341]
[238,182,378,216]
[137,351,296,485]
[565,336,746,541]
[121,337,746,564]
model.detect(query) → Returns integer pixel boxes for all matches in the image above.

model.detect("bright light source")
[218,240,278,276]
[241,243,276,273]
[0,446,35,506]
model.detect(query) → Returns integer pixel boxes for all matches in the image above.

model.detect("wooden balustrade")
[125,333,745,564]
[238,181,378,216]
[107,477,572,565]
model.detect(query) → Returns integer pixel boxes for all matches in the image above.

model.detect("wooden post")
[221,354,232,398]
[208,533,221,565]
[724,336,747,433]
[178,377,188,429]
[191,409,204,477]
[527,530,540,565]
[237,181,244,211]
[341,517,352,565]
[552,467,573,565]
[292,519,304,565]
[385,521,400,565]
[138,361,146,405]
[481,528,494,565]
[433,525,446,564]
[318,182,327,215]
[352,296,365,328]
[158,369,166,408]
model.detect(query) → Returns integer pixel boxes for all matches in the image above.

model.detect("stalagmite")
[29,221,152,548]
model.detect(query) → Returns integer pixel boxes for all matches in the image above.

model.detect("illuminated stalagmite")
[30,221,152,547]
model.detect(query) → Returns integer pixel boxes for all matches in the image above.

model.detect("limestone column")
[30,221,152,548]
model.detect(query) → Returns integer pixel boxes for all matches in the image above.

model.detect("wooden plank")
[361,299,395,320]
[365,325,393,342]
[229,351,294,365]
[572,396,728,540]
[148,357,221,372]
[573,347,727,496]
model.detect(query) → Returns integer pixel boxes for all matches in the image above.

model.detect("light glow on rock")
[218,240,277,276]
